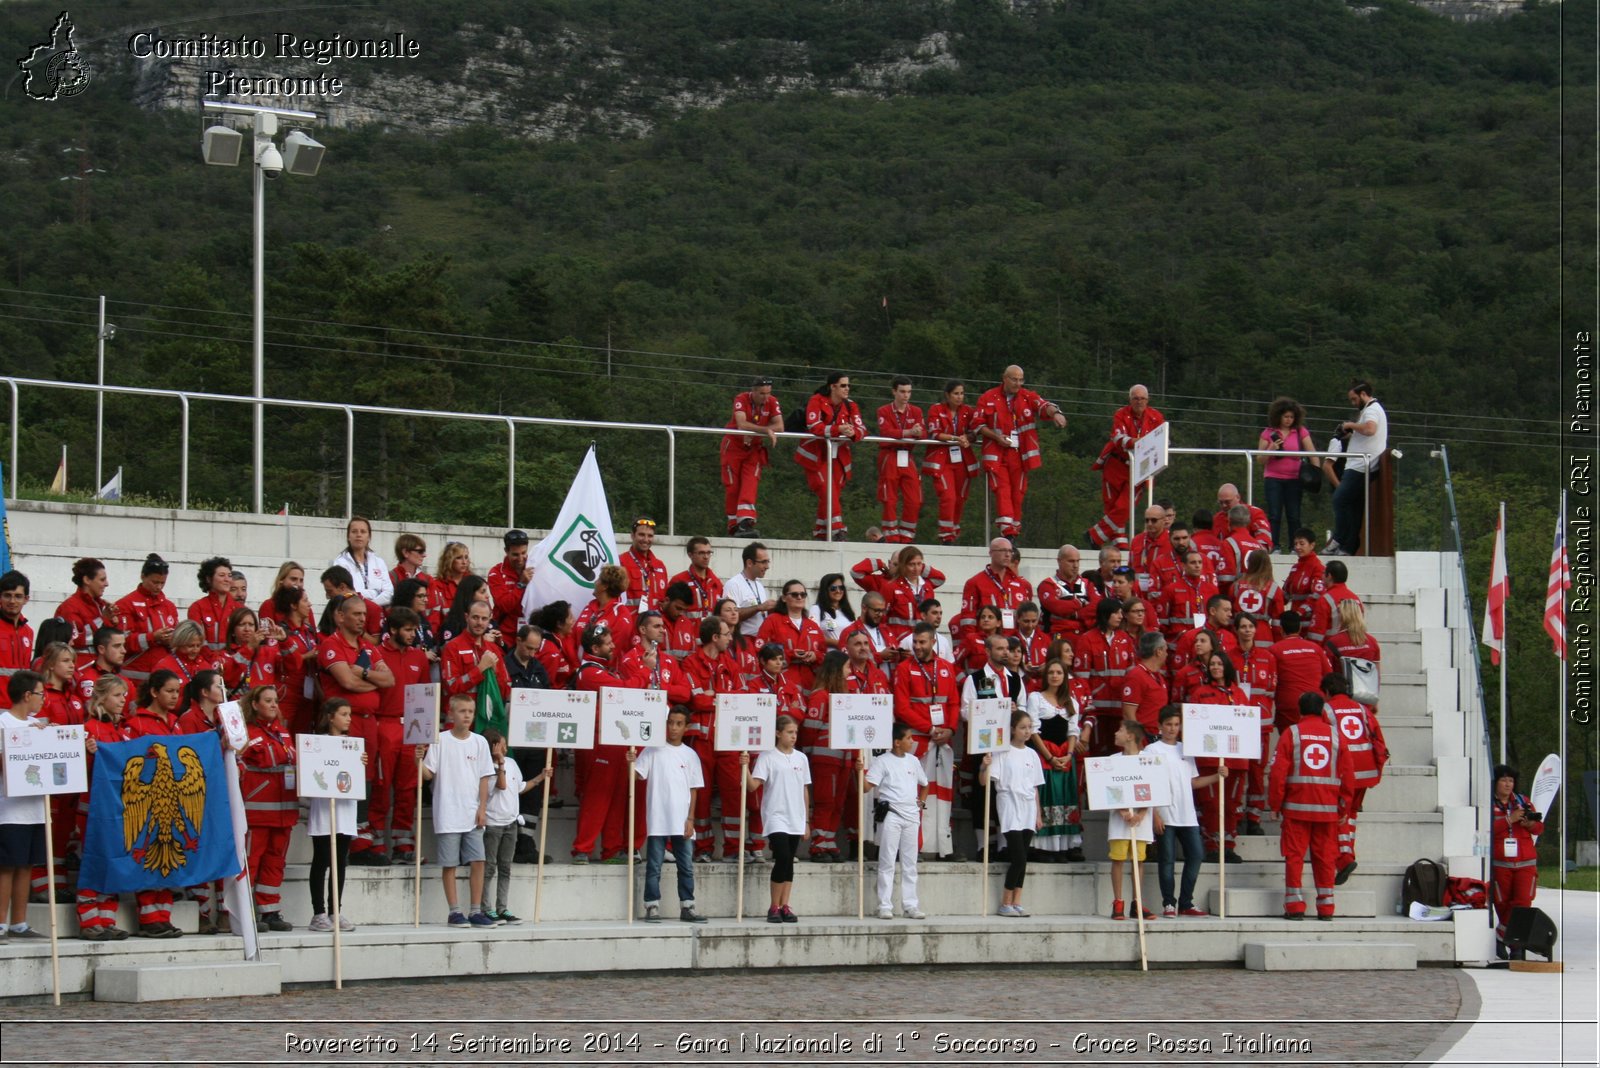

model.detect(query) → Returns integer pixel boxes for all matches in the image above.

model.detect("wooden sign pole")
[627,757,637,925]
[856,759,867,919]
[42,800,60,1006]
[329,798,343,990]
[1131,836,1148,973]
[534,746,552,923]
[979,777,991,917]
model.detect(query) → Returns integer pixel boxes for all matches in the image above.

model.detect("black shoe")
[1204,850,1221,864]
[938,853,958,863]
[1224,850,1243,865]
[1335,860,1357,886]
[261,912,294,932]
[1316,913,1334,922]
[513,841,541,864]
[1241,821,1266,836]
[348,850,389,867]
[1496,940,1511,961]
[863,843,879,861]
[830,531,847,542]
[1064,847,1086,862]
[1282,911,1305,921]
[546,798,565,809]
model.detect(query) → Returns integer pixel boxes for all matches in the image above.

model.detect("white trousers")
[876,810,921,912]
[920,743,955,857]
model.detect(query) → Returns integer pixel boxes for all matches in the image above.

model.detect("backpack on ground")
[1402,857,1447,912]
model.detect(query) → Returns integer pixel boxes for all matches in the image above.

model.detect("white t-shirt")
[307,795,358,836]
[898,631,953,660]
[1146,740,1199,827]
[423,730,494,834]
[809,605,851,645]
[752,748,812,836]
[866,750,926,821]
[1026,691,1080,736]
[1108,802,1156,845]
[486,759,525,827]
[988,745,1045,834]
[726,572,769,638]
[0,712,47,825]
[634,743,704,837]
[1346,400,1388,473]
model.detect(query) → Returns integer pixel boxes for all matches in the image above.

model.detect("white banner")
[827,693,894,751]
[1084,752,1173,811]
[509,688,597,750]
[967,697,1012,754]
[1130,421,1170,485]
[714,692,777,752]
[295,734,367,800]
[521,446,620,626]
[217,701,248,752]
[1181,703,1262,760]
[599,686,668,747]
[2,724,87,796]
[1528,752,1562,828]
[402,683,439,746]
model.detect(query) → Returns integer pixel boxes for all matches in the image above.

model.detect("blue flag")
[79,732,242,893]
[0,463,10,575]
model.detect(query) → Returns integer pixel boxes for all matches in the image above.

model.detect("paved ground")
[0,964,1465,1067]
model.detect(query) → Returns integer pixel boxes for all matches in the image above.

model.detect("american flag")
[1545,507,1569,659]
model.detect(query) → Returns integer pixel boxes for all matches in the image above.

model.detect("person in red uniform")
[115,555,177,686]
[1231,614,1279,836]
[1015,603,1051,693]
[571,625,649,863]
[221,607,279,701]
[528,601,576,690]
[1319,673,1386,883]
[659,585,700,663]
[1037,545,1099,643]
[623,611,693,709]
[756,580,829,690]
[838,594,898,670]
[122,669,186,936]
[372,606,429,864]
[1119,632,1169,740]
[1490,764,1544,957]
[682,616,739,859]
[238,684,297,931]
[954,605,1004,684]
[1270,691,1356,919]
[1168,628,1220,704]
[388,533,430,595]
[1284,528,1328,625]
[188,557,235,657]
[716,597,762,690]
[620,518,669,612]
[318,595,395,863]
[0,571,35,711]
[1076,598,1136,756]
[1217,506,1268,595]
[1087,384,1165,550]
[1308,560,1363,645]
[874,376,926,543]
[733,645,806,861]
[1129,506,1178,603]
[1172,595,1238,675]
[957,538,1034,638]
[33,641,85,899]
[270,586,320,735]
[668,537,724,623]
[801,651,852,861]
[851,545,945,648]
[442,601,512,713]
[720,377,782,537]
[75,626,130,712]
[922,379,981,544]
[1188,651,1252,863]
[1211,483,1274,549]
[175,669,229,935]
[74,673,132,940]
[54,558,117,668]
[1190,509,1228,580]
[1271,611,1335,732]
[1324,600,1381,712]
[573,566,635,669]
[793,372,867,541]
[1160,549,1219,642]
[894,622,962,857]
[486,529,532,646]
[1231,551,1288,646]
[428,542,473,636]
[974,365,1067,540]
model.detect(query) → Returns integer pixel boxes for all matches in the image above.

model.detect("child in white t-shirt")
[631,708,706,923]
[981,709,1045,917]
[1146,706,1223,917]
[743,714,811,923]
[1106,718,1156,921]
[862,722,929,920]
[418,693,497,929]
[0,672,49,943]
[306,698,367,933]
[482,728,551,925]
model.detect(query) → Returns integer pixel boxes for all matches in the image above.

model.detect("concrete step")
[1362,765,1439,812]
[94,960,281,1002]
[1377,716,1435,766]
[1208,887,1377,917]
[1244,940,1415,971]
[1367,633,1424,674]
[1229,811,1443,865]
[27,900,200,936]
[1361,595,1420,634]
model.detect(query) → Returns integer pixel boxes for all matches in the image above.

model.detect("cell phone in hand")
[356,650,372,669]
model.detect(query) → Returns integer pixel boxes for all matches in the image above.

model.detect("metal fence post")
[1244,453,1254,507]
[344,406,354,519]
[7,381,17,499]
[179,395,190,510]
[666,428,676,536]
[825,438,835,541]
[505,418,517,529]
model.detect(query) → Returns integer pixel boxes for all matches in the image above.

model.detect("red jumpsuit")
[74,715,128,932]
[1088,403,1167,549]
[239,720,297,917]
[1270,638,1334,730]
[875,401,925,543]
[720,390,782,533]
[486,558,529,646]
[1308,583,1362,645]
[1325,694,1386,868]
[54,589,115,667]
[1187,681,1252,854]
[956,566,1034,638]
[682,645,740,857]
[804,663,890,857]
[620,549,669,613]
[1038,572,1101,642]
[275,623,320,736]
[571,655,649,860]
[1269,715,1355,918]
[122,707,180,926]
[1231,644,1279,830]
[667,567,724,625]
[973,385,1053,539]
[921,401,980,543]
[793,394,867,539]
[755,611,829,691]
[1160,574,1219,643]
[1211,505,1274,549]
[1491,792,1543,943]
[1218,529,1267,594]
[1285,554,1327,625]
[0,612,34,710]
[116,587,178,683]
[317,632,388,858]
[222,640,280,701]
[372,638,429,859]
[1075,627,1136,756]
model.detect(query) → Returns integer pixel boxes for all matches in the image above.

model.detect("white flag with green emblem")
[521,446,619,624]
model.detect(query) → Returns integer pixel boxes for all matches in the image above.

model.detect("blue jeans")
[1331,466,1368,551]
[1157,824,1205,910]
[644,835,695,907]
[1263,476,1302,550]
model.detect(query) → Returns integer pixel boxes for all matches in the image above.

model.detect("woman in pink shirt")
[1259,397,1316,550]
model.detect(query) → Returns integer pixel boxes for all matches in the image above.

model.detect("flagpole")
[1558,492,1568,895]
[1498,501,1507,764]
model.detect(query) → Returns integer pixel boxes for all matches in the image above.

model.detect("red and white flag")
[1546,508,1569,659]
[1482,505,1508,665]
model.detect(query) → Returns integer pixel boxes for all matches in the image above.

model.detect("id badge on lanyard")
[1002,609,1016,630]
[1502,836,1518,858]
[948,445,963,462]
[284,767,297,791]
[897,450,909,468]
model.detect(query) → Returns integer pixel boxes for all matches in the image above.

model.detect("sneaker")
[447,911,470,928]
[599,854,628,866]
[1111,900,1126,921]
[1012,904,1030,917]
[136,922,171,938]
[571,853,590,865]
[1323,539,1345,556]
[1335,860,1358,885]
[482,909,499,922]
[680,907,708,924]
[1163,904,1178,918]
[780,905,797,923]
[1203,850,1221,864]
[309,913,334,932]
[10,925,45,940]
[644,904,661,923]
[104,926,130,940]
[745,851,766,865]
[1140,906,1157,920]
[497,911,524,925]
[694,854,713,864]
[1179,907,1210,917]
[767,907,783,924]
[877,907,894,920]
[1241,821,1266,836]
[1316,913,1335,922]
[79,925,114,941]
[998,904,1018,917]
[1282,911,1305,921]
[468,911,499,928]
[338,915,356,932]
[903,907,927,920]
[262,912,293,932]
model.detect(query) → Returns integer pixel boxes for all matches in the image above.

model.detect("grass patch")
[1539,866,1598,892]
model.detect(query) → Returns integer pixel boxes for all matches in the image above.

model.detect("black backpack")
[1402,857,1447,912]
[783,402,807,435]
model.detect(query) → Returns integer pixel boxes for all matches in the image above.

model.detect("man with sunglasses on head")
[488,529,532,646]
[621,517,669,613]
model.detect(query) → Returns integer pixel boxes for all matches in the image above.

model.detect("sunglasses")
[786,591,807,598]
[589,623,611,635]
[635,519,657,529]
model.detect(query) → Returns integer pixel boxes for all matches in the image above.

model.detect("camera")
[256,143,283,178]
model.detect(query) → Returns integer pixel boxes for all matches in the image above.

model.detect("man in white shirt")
[631,708,707,923]
[863,723,929,920]
[724,542,776,639]
[1147,706,1221,917]
[1327,379,1388,556]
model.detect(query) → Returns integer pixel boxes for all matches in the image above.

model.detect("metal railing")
[4,375,1378,551]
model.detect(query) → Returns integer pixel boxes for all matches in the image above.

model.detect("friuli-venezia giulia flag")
[79,733,243,893]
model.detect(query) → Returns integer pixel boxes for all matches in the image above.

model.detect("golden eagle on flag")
[122,744,207,877]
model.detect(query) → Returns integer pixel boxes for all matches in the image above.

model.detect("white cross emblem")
[1339,715,1363,740]
[1303,742,1330,771]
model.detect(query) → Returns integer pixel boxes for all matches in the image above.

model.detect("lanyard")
[985,568,1012,606]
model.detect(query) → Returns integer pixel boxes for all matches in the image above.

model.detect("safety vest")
[1282,720,1344,819]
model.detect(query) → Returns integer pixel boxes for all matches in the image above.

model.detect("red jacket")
[892,654,960,758]
[1230,644,1279,728]
[1325,694,1386,786]
[662,613,699,663]
[1093,403,1166,479]
[682,645,741,742]
[1130,529,1178,601]
[1017,627,1051,692]
[756,611,829,690]
[222,641,280,700]
[1269,714,1355,822]
[1187,681,1254,772]
[427,576,459,635]
[240,720,298,827]
[1118,662,1169,735]
[1160,574,1219,641]
[621,550,669,612]
[794,394,867,478]
[116,588,179,679]
[1308,583,1362,645]
[574,598,635,670]
[1285,554,1327,624]
[124,706,179,738]
[153,648,223,689]
[837,618,896,668]
[847,660,892,697]
[957,566,1034,637]
[55,589,115,667]
[920,402,980,478]
[1232,581,1286,643]
[1037,573,1100,639]
[441,632,511,703]
[1076,628,1137,716]
[175,704,222,737]
[751,667,806,724]
[42,684,86,726]
[721,390,782,464]
[187,591,235,653]
[975,385,1053,475]
[1219,529,1267,591]
[875,401,925,480]
[486,558,529,645]
[619,645,692,709]
[0,613,34,709]
[378,639,432,718]
[667,567,723,623]
[1191,530,1227,580]
[1271,638,1335,717]
[850,557,946,642]
[1324,631,1381,672]
[535,635,573,691]
[1492,792,1543,869]
[1212,504,1273,548]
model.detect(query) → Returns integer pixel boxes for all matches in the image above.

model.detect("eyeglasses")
[786,591,807,598]
[827,584,844,592]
